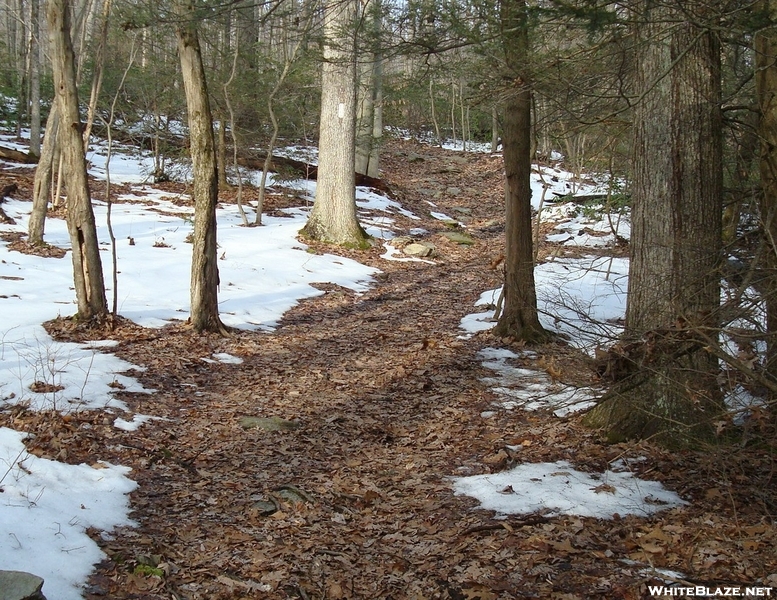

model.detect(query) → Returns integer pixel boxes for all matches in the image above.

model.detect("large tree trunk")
[756,0,777,381]
[301,0,369,248]
[175,0,227,334]
[584,3,723,448]
[48,0,107,321]
[492,0,548,343]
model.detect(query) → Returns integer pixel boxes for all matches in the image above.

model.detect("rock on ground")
[0,571,47,600]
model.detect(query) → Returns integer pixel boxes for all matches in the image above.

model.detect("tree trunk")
[430,77,441,145]
[28,0,41,157]
[491,105,499,153]
[28,105,59,246]
[48,0,107,321]
[492,0,548,343]
[584,2,723,448]
[14,0,28,140]
[175,0,227,334]
[301,0,368,248]
[355,0,383,180]
[370,48,383,179]
[82,0,111,146]
[756,0,777,381]
[355,59,376,176]
[222,27,249,226]
[217,118,228,189]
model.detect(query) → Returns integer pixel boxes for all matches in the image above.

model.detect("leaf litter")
[0,137,775,599]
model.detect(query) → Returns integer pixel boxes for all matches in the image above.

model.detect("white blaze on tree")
[301,0,369,248]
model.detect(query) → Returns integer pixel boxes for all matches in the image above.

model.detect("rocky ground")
[2,138,776,599]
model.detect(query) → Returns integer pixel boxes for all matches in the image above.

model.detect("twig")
[0,446,27,487]
[460,514,550,536]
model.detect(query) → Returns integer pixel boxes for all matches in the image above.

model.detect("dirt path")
[79,149,531,598]
[72,143,605,599]
[100,255,511,598]
[5,140,775,599]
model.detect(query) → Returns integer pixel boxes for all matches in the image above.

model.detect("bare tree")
[48,0,108,321]
[255,10,311,226]
[175,0,228,334]
[493,0,549,343]
[28,0,42,157]
[355,0,383,179]
[301,0,369,247]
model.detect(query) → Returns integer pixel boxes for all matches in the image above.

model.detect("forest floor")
[2,139,777,599]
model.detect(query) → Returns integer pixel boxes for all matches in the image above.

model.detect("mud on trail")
[4,139,776,599]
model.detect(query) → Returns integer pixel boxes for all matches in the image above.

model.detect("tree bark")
[584,2,723,448]
[175,0,227,334]
[301,0,369,248]
[28,0,42,157]
[355,0,383,181]
[355,54,383,179]
[48,0,107,321]
[355,58,376,177]
[217,118,228,189]
[756,0,777,381]
[492,0,549,343]
[28,105,59,246]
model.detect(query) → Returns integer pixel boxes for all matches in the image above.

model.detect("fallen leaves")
[1,140,775,599]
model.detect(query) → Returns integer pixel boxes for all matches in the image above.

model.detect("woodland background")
[0,0,776,597]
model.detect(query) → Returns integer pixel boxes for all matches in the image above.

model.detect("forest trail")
[4,140,774,599]
[82,142,553,599]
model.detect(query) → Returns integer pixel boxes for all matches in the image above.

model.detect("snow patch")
[478,348,598,417]
[0,427,136,600]
[452,460,687,519]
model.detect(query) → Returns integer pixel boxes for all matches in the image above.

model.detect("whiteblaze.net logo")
[648,586,773,597]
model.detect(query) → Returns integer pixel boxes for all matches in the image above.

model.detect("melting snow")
[0,428,136,600]
[452,460,687,519]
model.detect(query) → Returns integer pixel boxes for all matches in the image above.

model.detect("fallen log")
[0,145,38,164]
[550,192,609,203]
[0,182,18,223]
[237,153,392,193]
[66,123,393,193]
[1,183,18,198]
[236,153,317,178]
